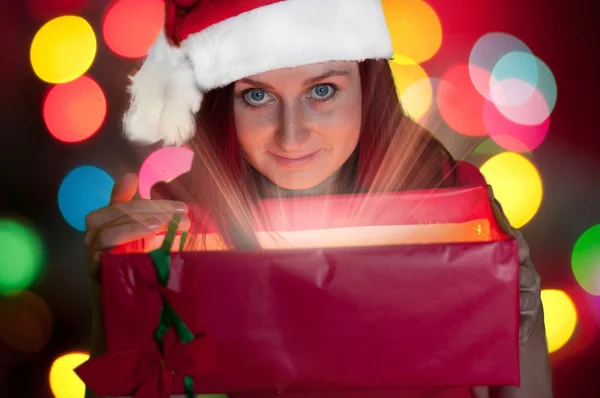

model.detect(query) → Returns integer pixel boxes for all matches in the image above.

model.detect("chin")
[270,172,329,192]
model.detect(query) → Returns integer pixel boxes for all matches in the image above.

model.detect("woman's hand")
[472,205,552,398]
[84,173,190,278]
[514,228,543,346]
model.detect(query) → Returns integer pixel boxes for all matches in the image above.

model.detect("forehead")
[241,61,358,83]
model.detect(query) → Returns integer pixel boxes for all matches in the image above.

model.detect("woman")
[85,1,552,397]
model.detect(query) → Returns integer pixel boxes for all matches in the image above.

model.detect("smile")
[269,150,322,169]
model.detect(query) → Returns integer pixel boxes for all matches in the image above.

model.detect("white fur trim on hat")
[123,0,393,146]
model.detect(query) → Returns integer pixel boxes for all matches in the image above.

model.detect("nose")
[275,102,310,152]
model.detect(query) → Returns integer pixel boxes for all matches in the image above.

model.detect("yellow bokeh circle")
[49,352,90,398]
[382,0,443,64]
[480,152,543,228]
[30,16,97,84]
[541,289,577,353]
[389,59,431,120]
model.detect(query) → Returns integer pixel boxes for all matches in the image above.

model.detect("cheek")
[317,95,362,151]
[234,104,276,157]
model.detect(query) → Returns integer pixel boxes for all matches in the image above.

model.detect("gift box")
[77,177,520,398]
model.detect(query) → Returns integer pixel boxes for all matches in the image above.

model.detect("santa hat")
[123,0,393,146]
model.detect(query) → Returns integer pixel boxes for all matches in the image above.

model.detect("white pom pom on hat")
[122,0,393,146]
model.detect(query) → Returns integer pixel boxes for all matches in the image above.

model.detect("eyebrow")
[239,69,351,91]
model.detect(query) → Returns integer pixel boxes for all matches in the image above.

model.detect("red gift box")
[77,165,520,398]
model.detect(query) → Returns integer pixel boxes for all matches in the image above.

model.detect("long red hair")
[155,59,456,249]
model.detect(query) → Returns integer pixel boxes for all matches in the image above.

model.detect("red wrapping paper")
[89,179,520,397]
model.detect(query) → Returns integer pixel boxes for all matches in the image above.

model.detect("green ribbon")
[149,214,195,398]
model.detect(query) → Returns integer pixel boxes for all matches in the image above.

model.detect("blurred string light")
[480,152,542,228]
[0,291,53,353]
[0,219,45,295]
[437,64,489,137]
[58,166,114,231]
[103,0,165,58]
[43,75,107,143]
[49,352,90,398]
[26,0,89,20]
[389,60,432,121]
[469,33,533,102]
[382,0,442,64]
[467,32,557,152]
[572,225,600,296]
[30,15,97,84]
[482,98,549,153]
[139,147,194,199]
[541,289,577,353]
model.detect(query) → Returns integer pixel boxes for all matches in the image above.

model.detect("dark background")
[1,0,599,397]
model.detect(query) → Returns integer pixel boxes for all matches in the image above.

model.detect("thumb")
[110,173,138,204]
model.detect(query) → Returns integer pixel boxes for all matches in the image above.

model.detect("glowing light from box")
[0,219,45,295]
[0,291,52,353]
[491,52,557,113]
[400,77,434,122]
[30,16,96,84]
[437,64,489,136]
[25,0,89,20]
[138,146,194,199]
[43,75,107,143]
[572,224,600,296]
[58,166,114,231]
[49,352,90,398]
[482,98,549,153]
[480,152,542,228]
[382,0,442,64]
[469,33,533,102]
[103,0,165,58]
[541,289,577,353]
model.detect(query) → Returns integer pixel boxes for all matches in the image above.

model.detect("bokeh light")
[493,81,551,126]
[0,219,45,295]
[469,32,532,101]
[437,64,488,136]
[26,0,89,20]
[382,0,443,64]
[58,166,114,231]
[572,225,600,296]
[490,52,539,107]
[480,152,543,228]
[0,291,53,353]
[482,99,549,152]
[541,289,577,353]
[400,77,434,122]
[30,16,97,84]
[43,75,107,143]
[473,138,506,156]
[138,146,194,199]
[103,0,164,58]
[491,52,557,114]
[49,352,90,398]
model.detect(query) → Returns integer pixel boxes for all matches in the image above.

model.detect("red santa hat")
[123,0,393,146]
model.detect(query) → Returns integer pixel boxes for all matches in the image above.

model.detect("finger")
[519,313,534,345]
[520,290,538,313]
[110,173,138,205]
[519,263,538,288]
[85,200,188,232]
[92,213,191,251]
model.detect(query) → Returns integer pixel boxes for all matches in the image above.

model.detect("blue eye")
[243,89,272,106]
[309,84,336,100]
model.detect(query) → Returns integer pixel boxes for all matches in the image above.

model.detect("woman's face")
[233,61,362,191]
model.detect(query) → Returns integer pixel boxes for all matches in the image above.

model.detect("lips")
[269,149,322,169]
